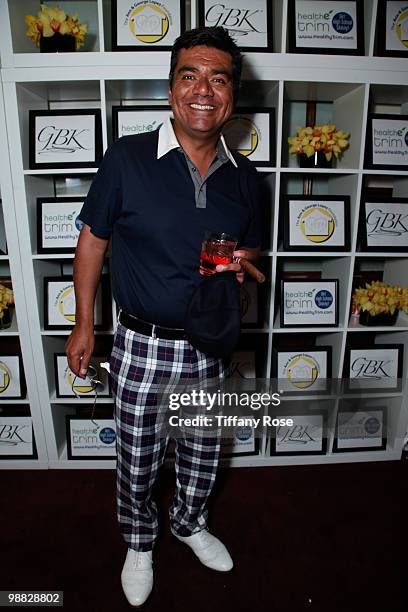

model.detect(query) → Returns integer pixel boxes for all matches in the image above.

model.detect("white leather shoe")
[121,549,153,607]
[174,529,233,572]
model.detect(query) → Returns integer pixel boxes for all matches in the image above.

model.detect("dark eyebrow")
[177,65,232,79]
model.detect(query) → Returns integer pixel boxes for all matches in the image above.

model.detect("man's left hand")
[216,247,259,285]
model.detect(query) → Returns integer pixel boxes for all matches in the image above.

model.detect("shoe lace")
[132,553,146,569]
[197,529,212,548]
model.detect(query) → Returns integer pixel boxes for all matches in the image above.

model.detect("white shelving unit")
[0,0,407,469]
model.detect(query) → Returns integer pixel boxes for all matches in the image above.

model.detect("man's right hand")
[65,324,95,379]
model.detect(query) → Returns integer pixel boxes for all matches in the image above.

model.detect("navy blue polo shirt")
[79,128,261,328]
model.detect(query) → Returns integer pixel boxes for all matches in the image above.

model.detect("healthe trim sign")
[366,114,408,169]
[288,0,364,54]
[281,279,339,327]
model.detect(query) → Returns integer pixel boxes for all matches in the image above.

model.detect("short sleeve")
[78,142,122,239]
[240,165,262,249]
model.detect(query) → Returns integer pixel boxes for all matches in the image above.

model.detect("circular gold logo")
[67,369,95,395]
[286,354,320,389]
[396,9,408,48]
[129,2,170,44]
[57,286,76,323]
[299,206,335,244]
[0,361,11,394]
[223,117,259,157]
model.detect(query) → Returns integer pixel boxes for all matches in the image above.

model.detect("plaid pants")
[110,321,227,552]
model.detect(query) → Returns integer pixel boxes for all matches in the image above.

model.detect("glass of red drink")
[199,231,238,276]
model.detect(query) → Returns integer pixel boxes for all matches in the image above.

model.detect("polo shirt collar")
[157,117,237,168]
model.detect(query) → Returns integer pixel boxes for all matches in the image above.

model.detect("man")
[65,26,261,606]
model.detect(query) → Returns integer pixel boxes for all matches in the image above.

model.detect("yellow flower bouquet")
[352,281,408,326]
[288,124,350,163]
[25,3,87,51]
[0,283,14,329]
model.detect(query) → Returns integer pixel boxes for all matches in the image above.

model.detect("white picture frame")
[112,0,185,50]
[0,417,34,457]
[222,109,275,166]
[44,277,106,330]
[273,347,332,393]
[333,408,387,451]
[54,354,112,398]
[198,0,273,50]
[112,106,172,140]
[66,417,117,459]
[29,109,102,170]
[281,280,339,327]
[270,412,327,455]
[288,0,364,54]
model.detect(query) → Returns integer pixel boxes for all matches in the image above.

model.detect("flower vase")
[298,151,332,169]
[359,310,398,326]
[0,308,12,330]
[40,33,76,53]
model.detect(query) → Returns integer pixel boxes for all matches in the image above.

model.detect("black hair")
[169,26,242,102]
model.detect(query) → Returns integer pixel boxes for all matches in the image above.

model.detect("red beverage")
[199,237,237,276]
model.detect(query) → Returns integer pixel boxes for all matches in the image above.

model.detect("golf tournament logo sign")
[295,1,357,49]
[388,3,408,50]
[298,205,337,243]
[125,1,171,43]
[0,361,11,394]
[372,118,408,165]
[64,364,95,395]
[284,353,320,389]
[223,116,260,157]
[55,284,76,323]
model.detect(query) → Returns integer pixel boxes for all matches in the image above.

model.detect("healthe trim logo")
[126,1,171,43]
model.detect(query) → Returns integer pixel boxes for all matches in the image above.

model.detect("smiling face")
[168,45,234,142]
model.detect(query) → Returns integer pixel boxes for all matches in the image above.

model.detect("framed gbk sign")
[198,0,273,51]
[272,347,332,394]
[222,109,275,166]
[376,1,408,58]
[44,276,109,330]
[288,0,364,55]
[281,279,339,327]
[112,0,185,51]
[29,109,102,170]
[112,106,171,140]
[359,197,408,252]
[270,409,328,456]
[37,197,84,255]
[0,416,35,459]
[365,114,408,170]
[283,195,350,251]
[344,344,403,392]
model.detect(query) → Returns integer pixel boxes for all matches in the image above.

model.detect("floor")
[1,461,406,612]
